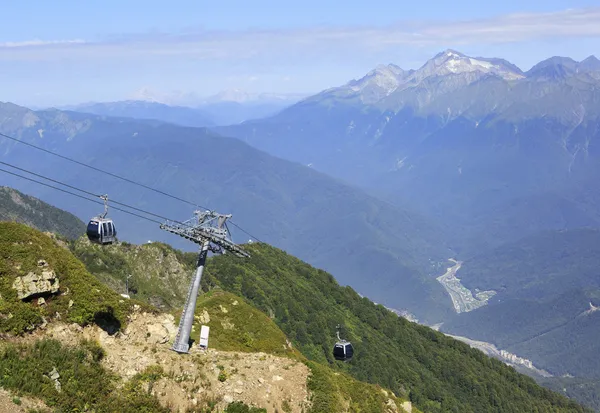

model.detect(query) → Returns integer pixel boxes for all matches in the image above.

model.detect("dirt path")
[0,388,46,413]
[39,308,311,413]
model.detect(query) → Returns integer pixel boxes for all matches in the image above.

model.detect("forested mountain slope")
[0,186,85,239]
[201,242,588,413]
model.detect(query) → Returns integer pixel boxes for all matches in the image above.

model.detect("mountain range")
[218,49,600,253]
[0,101,452,324]
[210,49,600,408]
[61,88,308,126]
[4,47,600,409]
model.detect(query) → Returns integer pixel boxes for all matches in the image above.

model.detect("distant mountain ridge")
[62,100,216,127]
[217,49,600,255]
[0,101,452,324]
[213,50,600,399]
[60,88,308,126]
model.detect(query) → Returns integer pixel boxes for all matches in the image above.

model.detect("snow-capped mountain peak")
[413,49,525,81]
[346,64,408,96]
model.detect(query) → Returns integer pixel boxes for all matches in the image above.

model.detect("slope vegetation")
[202,242,588,413]
[0,221,167,412]
[71,236,196,310]
[189,290,410,412]
[0,186,85,240]
[0,222,414,413]
[0,221,143,335]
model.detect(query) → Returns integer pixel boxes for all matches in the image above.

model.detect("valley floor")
[436,259,496,313]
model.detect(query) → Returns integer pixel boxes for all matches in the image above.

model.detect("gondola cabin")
[333,340,354,362]
[87,218,117,245]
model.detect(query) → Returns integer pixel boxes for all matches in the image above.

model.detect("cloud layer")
[1,7,599,63]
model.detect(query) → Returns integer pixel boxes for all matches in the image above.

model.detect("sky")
[1,0,599,107]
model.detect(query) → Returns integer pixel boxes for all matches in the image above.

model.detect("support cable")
[0,167,165,225]
[0,131,262,241]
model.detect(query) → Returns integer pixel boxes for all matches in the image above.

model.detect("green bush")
[225,401,267,413]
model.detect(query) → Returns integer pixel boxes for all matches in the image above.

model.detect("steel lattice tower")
[160,210,250,354]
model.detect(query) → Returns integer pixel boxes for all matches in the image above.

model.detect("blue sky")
[1,1,599,107]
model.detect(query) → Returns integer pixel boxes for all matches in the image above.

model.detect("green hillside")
[0,221,167,412]
[71,237,197,310]
[190,290,300,357]
[201,242,589,413]
[0,222,416,413]
[0,221,146,335]
[0,186,85,240]
[189,290,414,412]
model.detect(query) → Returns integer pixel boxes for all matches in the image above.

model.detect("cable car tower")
[160,210,250,354]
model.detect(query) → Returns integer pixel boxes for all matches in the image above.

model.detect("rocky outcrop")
[12,260,59,300]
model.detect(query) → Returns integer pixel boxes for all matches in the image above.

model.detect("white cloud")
[1,8,599,62]
[0,39,85,48]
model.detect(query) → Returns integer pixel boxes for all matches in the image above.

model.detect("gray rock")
[12,268,59,300]
[49,367,62,392]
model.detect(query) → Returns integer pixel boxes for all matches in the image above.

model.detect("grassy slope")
[0,186,85,240]
[187,290,416,412]
[1,222,411,413]
[71,237,197,310]
[191,290,300,358]
[0,222,166,412]
[0,222,152,335]
[0,339,169,413]
[202,242,590,413]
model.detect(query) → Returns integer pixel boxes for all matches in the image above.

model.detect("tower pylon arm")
[160,209,250,354]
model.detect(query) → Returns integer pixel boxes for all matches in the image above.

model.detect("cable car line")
[0,160,184,225]
[228,220,264,244]
[0,167,165,225]
[1,160,351,359]
[0,131,209,210]
[0,131,262,241]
